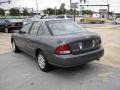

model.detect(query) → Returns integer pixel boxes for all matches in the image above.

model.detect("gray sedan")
[11,19,104,72]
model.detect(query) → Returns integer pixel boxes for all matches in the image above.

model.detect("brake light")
[55,44,71,55]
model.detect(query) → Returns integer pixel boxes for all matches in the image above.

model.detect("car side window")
[21,23,33,33]
[57,16,64,18]
[29,22,41,35]
[4,20,10,24]
[38,23,44,35]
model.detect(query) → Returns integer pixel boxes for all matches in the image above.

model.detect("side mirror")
[19,30,26,34]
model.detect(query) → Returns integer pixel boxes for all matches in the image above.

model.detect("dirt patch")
[0,33,11,54]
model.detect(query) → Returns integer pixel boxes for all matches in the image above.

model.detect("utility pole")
[54,7,57,15]
[107,4,110,19]
[70,0,72,14]
[36,0,38,15]
[107,0,109,19]
[79,0,86,16]
[70,0,72,8]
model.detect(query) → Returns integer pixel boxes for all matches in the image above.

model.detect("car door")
[25,21,42,56]
[14,22,33,51]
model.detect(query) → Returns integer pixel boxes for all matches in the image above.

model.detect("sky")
[0,0,120,13]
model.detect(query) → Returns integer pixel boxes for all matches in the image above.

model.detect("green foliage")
[43,7,93,16]
[82,10,93,15]
[23,9,29,16]
[59,3,66,14]
[0,8,5,16]
[47,8,55,15]
[10,8,20,16]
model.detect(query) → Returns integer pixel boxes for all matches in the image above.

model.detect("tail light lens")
[55,44,71,55]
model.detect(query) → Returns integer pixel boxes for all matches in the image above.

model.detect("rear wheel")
[12,41,19,52]
[5,28,9,33]
[37,51,53,72]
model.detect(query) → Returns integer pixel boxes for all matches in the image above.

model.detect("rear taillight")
[55,44,71,55]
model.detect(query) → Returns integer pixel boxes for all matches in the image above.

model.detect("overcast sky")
[0,0,120,13]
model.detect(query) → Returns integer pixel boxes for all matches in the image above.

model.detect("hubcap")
[38,54,45,69]
[12,42,15,51]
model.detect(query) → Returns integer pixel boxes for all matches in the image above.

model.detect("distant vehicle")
[44,15,74,21]
[0,19,23,33]
[22,16,41,25]
[56,15,74,20]
[11,19,104,72]
[113,18,120,24]
[80,17,105,24]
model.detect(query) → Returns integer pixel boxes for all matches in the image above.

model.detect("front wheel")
[37,51,53,72]
[12,41,19,52]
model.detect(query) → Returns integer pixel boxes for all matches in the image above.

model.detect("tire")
[12,41,19,53]
[5,28,9,33]
[37,51,53,72]
[100,21,105,24]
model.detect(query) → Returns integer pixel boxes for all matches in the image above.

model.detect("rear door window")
[29,22,41,35]
[21,23,33,33]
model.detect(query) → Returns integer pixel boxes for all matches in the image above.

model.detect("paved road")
[0,52,120,90]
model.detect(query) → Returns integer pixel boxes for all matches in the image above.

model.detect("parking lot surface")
[0,33,11,54]
[0,23,120,90]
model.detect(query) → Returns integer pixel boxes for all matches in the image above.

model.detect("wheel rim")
[38,54,45,69]
[12,42,15,51]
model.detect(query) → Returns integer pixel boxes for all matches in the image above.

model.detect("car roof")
[31,18,71,23]
[43,18,71,22]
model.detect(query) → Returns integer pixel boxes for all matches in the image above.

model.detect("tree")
[10,8,20,16]
[0,8,5,16]
[23,9,29,16]
[47,8,54,15]
[82,10,93,15]
[60,3,66,14]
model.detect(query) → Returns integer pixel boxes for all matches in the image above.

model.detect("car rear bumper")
[7,26,21,30]
[46,47,104,67]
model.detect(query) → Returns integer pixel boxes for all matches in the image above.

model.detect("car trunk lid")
[54,31,101,54]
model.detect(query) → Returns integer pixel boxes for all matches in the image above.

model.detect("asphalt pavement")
[0,52,120,90]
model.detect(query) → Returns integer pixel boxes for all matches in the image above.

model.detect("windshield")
[46,20,85,35]
[0,19,5,24]
[66,15,73,18]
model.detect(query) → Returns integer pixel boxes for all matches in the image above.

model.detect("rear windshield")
[46,20,85,35]
[0,19,2,23]
[57,16,65,18]
[66,15,73,18]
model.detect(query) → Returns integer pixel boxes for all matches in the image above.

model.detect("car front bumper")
[46,47,104,67]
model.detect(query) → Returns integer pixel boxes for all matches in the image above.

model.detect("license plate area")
[79,40,95,50]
